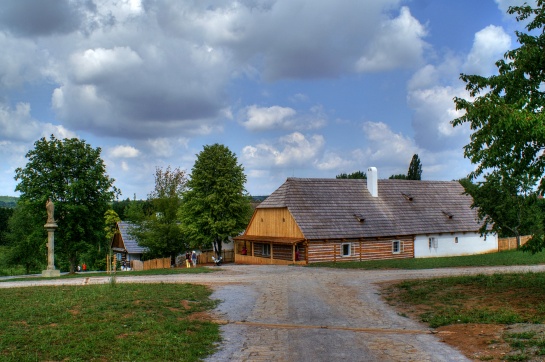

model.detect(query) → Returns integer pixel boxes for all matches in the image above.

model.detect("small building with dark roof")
[234,167,497,265]
[110,221,147,266]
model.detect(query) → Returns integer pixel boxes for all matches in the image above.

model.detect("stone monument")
[42,198,60,277]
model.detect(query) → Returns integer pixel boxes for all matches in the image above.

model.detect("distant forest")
[0,196,18,208]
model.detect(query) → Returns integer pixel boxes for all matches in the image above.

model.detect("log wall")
[307,237,414,263]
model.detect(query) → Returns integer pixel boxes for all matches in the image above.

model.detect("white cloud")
[241,105,296,131]
[242,132,325,168]
[109,145,140,158]
[463,25,511,75]
[355,7,428,72]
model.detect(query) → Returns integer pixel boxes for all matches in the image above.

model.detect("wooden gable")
[245,207,304,238]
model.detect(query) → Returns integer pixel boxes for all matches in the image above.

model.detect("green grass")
[0,283,220,361]
[0,266,216,283]
[388,272,545,328]
[309,249,545,270]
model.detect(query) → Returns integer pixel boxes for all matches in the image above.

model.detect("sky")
[0,0,533,199]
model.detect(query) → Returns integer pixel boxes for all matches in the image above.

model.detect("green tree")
[452,2,545,251]
[4,202,46,274]
[0,208,14,245]
[14,135,119,272]
[389,174,407,180]
[133,167,187,261]
[179,144,252,258]
[336,171,366,179]
[460,177,543,249]
[407,154,422,180]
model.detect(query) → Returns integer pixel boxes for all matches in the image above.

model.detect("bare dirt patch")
[380,280,545,361]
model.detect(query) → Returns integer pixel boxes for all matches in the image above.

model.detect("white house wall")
[414,232,498,258]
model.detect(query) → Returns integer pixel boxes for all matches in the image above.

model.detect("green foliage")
[0,207,14,245]
[0,283,220,361]
[336,170,366,179]
[3,202,46,274]
[407,154,422,180]
[452,2,545,251]
[14,135,119,272]
[389,174,407,180]
[461,177,545,245]
[180,144,252,256]
[132,166,188,260]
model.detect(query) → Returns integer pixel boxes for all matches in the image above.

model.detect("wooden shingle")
[258,178,482,240]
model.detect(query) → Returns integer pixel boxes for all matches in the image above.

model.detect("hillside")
[0,196,18,208]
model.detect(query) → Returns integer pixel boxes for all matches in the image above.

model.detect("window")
[454,237,459,243]
[341,243,351,257]
[263,244,271,256]
[429,237,438,249]
[392,240,402,254]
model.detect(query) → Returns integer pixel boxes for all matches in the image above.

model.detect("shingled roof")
[116,221,147,254]
[258,178,482,240]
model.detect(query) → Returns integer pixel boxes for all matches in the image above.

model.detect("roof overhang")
[234,235,305,245]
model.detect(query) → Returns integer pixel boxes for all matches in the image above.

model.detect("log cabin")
[234,167,497,265]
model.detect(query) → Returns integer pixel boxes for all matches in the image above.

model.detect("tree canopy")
[336,171,366,179]
[132,167,187,260]
[452,2,545,250]
[179,144,252,257]
[14,135,118,271]
[407,154,422,180]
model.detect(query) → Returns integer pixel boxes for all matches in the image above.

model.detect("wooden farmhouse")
[110,221,147,268]
[234,167,497,265]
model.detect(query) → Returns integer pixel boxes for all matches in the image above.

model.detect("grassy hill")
[0,196,18,208]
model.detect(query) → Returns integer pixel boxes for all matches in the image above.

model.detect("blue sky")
[0,0,531,198]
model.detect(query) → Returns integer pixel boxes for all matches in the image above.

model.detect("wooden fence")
[498,235,531,251]
[197,250,234,264]
[143,257,171,270]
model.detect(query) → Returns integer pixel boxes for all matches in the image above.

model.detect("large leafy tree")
[452,2,545,251]
[179,144,252,258]
[407,154,422,180]
[133,167,187,260]
[14,135,119,272]
[4,202,45,274]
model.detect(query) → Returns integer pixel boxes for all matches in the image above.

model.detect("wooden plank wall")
[307,237,414,263]
[498,235,531,251]
[235,254,307,265]
[143,257,171,270]
[246,208,304,238]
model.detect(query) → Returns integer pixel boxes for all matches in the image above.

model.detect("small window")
[454,237,459,243]
[263,244,271,256]
[341,243,351,257]
[429,237,438,249]
[392,240,402,254]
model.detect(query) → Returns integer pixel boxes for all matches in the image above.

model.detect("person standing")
[185,251,191,268]
[191,251,197,267]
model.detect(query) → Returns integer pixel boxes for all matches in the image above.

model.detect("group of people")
[77,263,87,272]
[185,251,197,268]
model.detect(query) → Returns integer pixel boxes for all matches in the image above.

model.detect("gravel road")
[3,264,545,361]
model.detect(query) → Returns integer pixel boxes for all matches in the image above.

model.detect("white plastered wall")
[414,232,498,258]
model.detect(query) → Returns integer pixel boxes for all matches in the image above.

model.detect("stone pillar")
[42,198,60,277]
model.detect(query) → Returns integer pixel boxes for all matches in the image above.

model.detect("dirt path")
[2,264,545,361]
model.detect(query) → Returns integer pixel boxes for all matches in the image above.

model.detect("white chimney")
[367,167,378,197]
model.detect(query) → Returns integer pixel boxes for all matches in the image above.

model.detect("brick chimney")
[367,167,378,197]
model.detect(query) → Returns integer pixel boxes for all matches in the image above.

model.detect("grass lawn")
[0,266,216,283]
[308,249,545,270]
[0,282,220,361]
[383,272,545,361]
